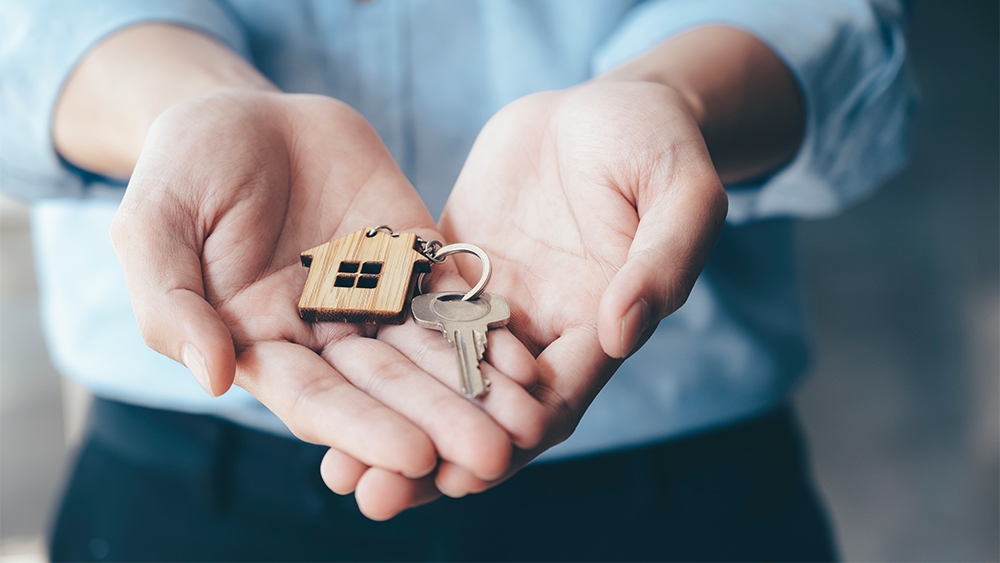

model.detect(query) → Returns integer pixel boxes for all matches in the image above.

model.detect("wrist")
[587,74,706,132]
[53,23,277,179]
[594,43,709,131]
[596,25,805,183]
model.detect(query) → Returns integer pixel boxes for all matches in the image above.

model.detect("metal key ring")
[417,243,492,301]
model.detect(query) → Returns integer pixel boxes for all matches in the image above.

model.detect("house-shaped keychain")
[298,228,431,324]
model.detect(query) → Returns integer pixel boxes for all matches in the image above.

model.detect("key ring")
[366,227,491,301]
[416,243,492,301]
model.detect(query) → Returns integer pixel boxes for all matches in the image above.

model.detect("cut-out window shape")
[333,261,382,289]
[361,262,383,274]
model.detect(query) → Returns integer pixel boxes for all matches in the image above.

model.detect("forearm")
[599,25,805,184]
[53,23,276,179]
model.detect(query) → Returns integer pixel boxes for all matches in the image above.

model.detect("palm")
[443,104,631,422]
[115,92,541,484]
[438,82,727,487]
[189,96,424,352]
[442,88,642,422]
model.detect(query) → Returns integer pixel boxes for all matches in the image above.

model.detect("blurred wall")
[793,0,999,559]
[1,0,998,561]
[0,197,68,561]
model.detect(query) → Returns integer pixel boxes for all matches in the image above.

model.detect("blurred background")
[1,0,997,561]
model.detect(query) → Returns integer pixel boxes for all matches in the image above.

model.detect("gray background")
[794,0,999,558]
[1,0,997,560]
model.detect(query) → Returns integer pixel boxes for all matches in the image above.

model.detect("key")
[411,291,510,399]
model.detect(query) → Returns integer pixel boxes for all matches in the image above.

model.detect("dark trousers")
[50,398,836,562]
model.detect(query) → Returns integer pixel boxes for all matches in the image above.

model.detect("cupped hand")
[440,80,730,491]
[110,91,544,516]
[327,80,729,510]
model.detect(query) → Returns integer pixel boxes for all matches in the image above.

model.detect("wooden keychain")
[297,225,488,324]
[298,225,508,399]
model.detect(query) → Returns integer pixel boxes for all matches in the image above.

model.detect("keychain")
[298,226,508,398]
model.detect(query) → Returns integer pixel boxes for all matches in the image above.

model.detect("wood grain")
[298,229,431,324]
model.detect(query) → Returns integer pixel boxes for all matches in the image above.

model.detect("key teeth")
[474,330,487,360]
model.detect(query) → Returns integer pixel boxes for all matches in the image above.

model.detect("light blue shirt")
[1,0,913,459]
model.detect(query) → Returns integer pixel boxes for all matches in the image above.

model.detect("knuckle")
[451,418,509,478]
[285,376,341,445]
[362,355,413,397]
[433,399,499,462]
[535,383,578,447]
[515,406,548,450]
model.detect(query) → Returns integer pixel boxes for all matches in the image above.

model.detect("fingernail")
[182,343,213,396]
[437,484,469,500]
[403,462,437,480]
[620,298,650,358]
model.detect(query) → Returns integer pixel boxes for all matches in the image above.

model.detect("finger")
[598,167,728,358]
[355,468,442,521]
[379,322,547,451]
[435,461,494,498]
[478,328,539,390]
[110,199,236,396]
[437,327,618,498]
[323,336,512,481]
[382,265,544,446]
[533,325,618,451]
[236,340,437,478]
[477,363,547,450]
[320,448,369,495]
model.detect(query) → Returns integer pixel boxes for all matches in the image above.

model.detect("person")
[1,0,913,560]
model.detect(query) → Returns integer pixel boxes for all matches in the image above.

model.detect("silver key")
[411,291,510,399]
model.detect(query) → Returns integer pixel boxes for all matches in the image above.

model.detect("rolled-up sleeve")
[592,0,915,224]
[0,0,250,202]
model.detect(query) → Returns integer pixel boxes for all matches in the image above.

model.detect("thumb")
[110,198,237,397]
[597,173,728,359]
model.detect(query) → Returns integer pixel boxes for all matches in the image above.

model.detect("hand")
[436,80,729,491]
[110,91,545,517]
[326,80,728,508]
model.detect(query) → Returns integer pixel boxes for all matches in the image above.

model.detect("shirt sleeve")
[0,0,251,202]
[592,0,916,225]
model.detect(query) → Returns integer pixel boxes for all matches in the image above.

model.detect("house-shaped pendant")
[298,228,431,324]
